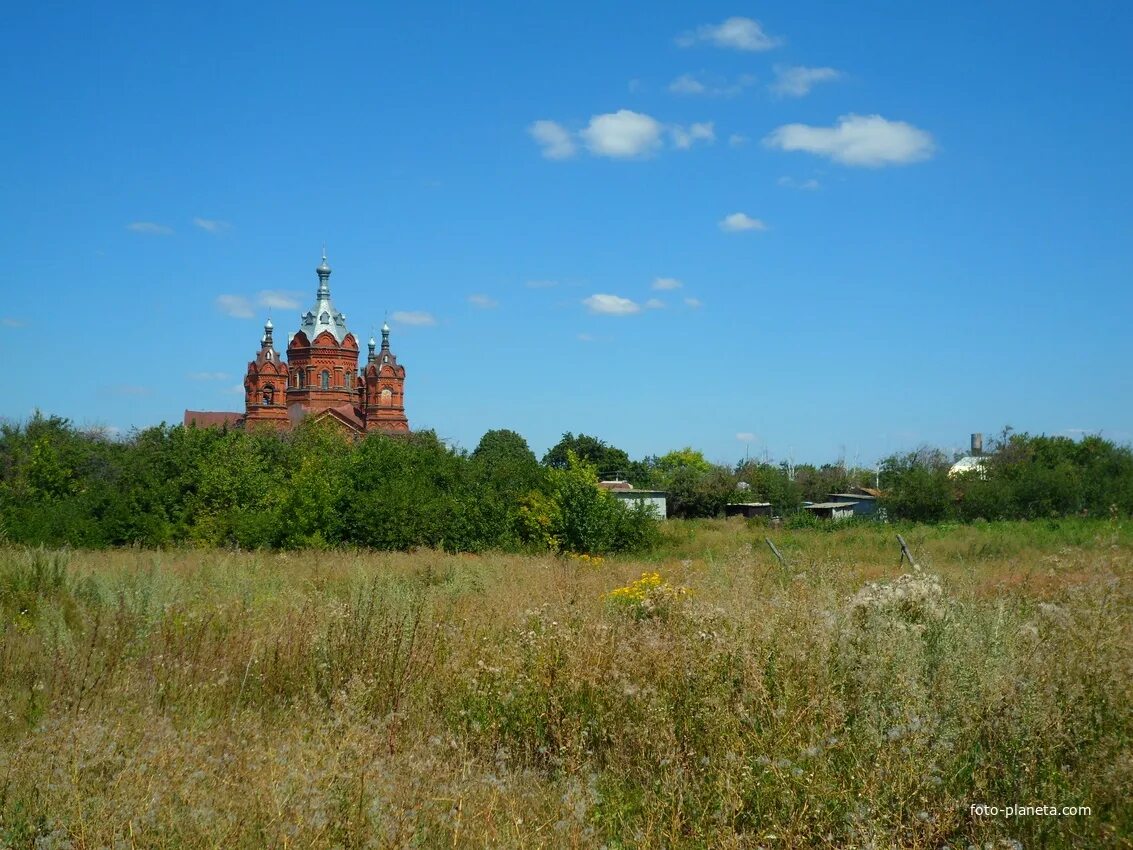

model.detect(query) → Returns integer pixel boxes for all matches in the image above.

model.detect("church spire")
[381,320,390,352]
[316,250,332,298]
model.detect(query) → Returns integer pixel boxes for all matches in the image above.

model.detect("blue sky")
[2,1,1131,466]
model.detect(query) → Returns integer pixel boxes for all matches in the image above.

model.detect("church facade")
[184,255,409,435]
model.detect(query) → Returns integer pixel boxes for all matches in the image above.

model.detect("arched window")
[345,370,352,387]
[262,384,274,405]
[320,370,330,390]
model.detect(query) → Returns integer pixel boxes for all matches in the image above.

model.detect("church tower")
[284,254,362,422]
[186,252,410,435]
[363,322,409,432]
[242,318,290,430]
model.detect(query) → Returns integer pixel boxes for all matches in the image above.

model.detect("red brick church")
[184,254,409,435]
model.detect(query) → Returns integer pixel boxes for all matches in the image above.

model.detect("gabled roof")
[311,404,365,434]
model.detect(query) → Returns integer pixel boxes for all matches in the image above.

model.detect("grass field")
[1,519,1130,848]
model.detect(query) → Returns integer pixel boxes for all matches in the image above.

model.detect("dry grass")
[1,519,1130,848]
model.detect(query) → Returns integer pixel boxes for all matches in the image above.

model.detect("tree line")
[2,417,1130,552]
[0,417,658,553]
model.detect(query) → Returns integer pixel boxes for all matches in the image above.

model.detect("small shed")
[726,502,774,519]
[827,492,878,517]
[804,501,858,521]
[598,479,667,519]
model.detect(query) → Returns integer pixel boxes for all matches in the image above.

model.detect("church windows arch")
[320,370,330,390]
[262,384,275,405]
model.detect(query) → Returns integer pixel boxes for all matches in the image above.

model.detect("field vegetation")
[1,519,1130,848]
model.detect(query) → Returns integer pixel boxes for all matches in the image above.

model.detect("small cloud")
[669,74,707,95]
[216,295,255,318]
[529,120,577,160]
[652,277,683,291]
[644,298,665,309]
[222,384,245,396]
[719,212,767,232]
[577,333,595,342]
[764,114,935,167]
[728,134,749,148]
[126,221,173,236]
[777,176,821,191]
[392,310,436,326]
[526,279,558,289]
[1,317,24,328]
[684,297,703,308]
[468,294,498,309]
[188,371,231,381]
[627,78,642,93]
[670,121,715,150]
[258,290,300,309]
[769,65,842,98]
[736,432,756,442]
[581,109,663,158]
[677,17,782,51]
[669,72,756,97]
[193,217,230,233]
[583,294,642,316]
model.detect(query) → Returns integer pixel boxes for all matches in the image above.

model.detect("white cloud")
[770,65,842,97]
[729,133,749,148]
[468,294,498,308]
[684,297,703,308]
[669,74,707,95]
[677,17,782,51]
[392,310,436,326]
[188,371,231,381]
[1,317,24,328]
[577,332,595,342]
[669,73,756,97]
[652,277,683,291]
[583,294,642,316]
[778,176,821,190]
[736,432,756,442]
[193,217,229,233]
[216,295,254,318]
[670,121,715,150]
[764,114,935,167]
[529,120,577,160]
[258,290,300,309]
[644,298,665,309]
[222,384,245,396]
[580,110,663,158]
[719,213,767,232]
[526,279,558,289]
[126,221,173,236]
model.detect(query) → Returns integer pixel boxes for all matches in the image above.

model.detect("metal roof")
[297,254,351,344]
[804,501,859,510]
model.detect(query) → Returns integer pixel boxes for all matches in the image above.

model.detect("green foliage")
[665,465,735,519]
[540,452,659,554]
[881,431,1133,522]
[542,432,631,478]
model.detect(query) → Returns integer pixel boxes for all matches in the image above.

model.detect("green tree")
[542,432,631,479]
